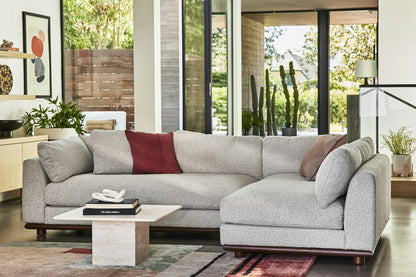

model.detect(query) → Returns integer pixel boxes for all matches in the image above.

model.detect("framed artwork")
[23,12,51,98]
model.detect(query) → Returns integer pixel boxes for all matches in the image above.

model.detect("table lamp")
[355,60,377,85]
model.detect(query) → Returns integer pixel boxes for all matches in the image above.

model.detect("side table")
[53,204,182,266]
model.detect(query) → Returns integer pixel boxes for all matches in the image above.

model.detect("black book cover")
[83,205,141,215]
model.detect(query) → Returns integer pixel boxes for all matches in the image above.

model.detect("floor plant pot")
[34,128,77,140]
[282,127,297,136]
[391,154,413,177]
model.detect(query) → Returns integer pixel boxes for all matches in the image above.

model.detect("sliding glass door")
[183,0,231,134]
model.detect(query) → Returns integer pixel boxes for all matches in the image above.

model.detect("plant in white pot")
[382,126,416,177]
[23,97,85,140]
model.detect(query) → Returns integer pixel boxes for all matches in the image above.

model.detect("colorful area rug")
[0,242,316,277]
[226,254,316,277]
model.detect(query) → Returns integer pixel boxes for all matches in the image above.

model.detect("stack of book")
[0,47,20,51]
[83,198,141,215]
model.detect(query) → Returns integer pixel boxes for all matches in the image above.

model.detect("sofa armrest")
[344,154,391,252]
[22,158,50,224]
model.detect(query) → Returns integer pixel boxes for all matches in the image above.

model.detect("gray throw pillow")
[90,130,133,174]
[315,137,375,208]
[38,136,93,182]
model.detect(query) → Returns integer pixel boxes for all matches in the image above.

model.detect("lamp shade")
[355,60,377,78]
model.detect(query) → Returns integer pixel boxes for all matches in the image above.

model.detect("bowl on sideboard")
[0,120,23,138]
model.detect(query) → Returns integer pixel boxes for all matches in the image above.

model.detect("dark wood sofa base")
[25,223,219,241]
[26,224,370,265]
[223,245,373,265]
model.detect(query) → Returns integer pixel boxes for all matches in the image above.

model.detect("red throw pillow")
[125,130,182,174]
[299,134,347,181]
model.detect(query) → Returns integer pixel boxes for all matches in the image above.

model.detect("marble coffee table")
[53,204,182,266]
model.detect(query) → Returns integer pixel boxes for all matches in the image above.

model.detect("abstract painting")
[23,12,51,98]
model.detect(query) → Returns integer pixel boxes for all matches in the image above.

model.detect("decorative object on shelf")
[23,12,51,98]
[0,65,13,95]
[0,120,23,138]
[1,39,14,48]
[0,39,19,51]
[23,97,85,139]
[382,126,416,177]
[279,61,299,136]
[355,60,377,86]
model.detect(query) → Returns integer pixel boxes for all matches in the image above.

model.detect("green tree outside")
[302,24,376,131]
[63,0,133,49]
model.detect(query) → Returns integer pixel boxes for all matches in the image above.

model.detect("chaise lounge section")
[220,136,390,265]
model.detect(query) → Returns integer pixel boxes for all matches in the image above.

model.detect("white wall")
[0,0,61,201]
[0,0,61,120]
[379,0,416,84]
[376,0,416,163]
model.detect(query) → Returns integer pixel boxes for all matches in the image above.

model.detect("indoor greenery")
[23,97,85,135]
[382,127,416,155]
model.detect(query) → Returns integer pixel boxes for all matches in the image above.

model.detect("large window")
[183,0,231,134]
[242,12,318,136]
[329,10,377,134]
[62,0,134,129]
[240,9,377,136]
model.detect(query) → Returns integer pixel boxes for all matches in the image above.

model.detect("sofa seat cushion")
[45,173,256,210]
[220,173,345,230]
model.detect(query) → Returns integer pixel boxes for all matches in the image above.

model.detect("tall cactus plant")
[250,75,259,135]
[271,85,277,135]
[265,69,272,135]
[289,61,299,128]
[279,65,291,128]
[259,87,265,137]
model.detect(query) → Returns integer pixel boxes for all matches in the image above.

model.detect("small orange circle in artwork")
[38,31,45,42]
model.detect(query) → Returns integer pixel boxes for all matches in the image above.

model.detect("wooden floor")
[1,198,416,276]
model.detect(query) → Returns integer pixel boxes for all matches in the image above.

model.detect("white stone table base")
[92,221,149,266]
[53,205,182,266]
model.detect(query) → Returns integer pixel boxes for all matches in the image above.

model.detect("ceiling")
[212,0,378,27]
[243,10,378,26]
[241,0,377,12]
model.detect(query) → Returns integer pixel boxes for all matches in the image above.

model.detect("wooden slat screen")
[64,49,134,130]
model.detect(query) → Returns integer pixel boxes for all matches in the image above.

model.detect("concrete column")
[133,0,161,133]
[232,0,242,136]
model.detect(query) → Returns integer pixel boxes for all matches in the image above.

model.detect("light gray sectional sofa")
[22,130,390,264]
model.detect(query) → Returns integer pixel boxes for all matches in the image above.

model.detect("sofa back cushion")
[263,135,320,177]
[90,130,133,174]
[38,136,93,182]
[315,137,375,208]
[173,131,263,179]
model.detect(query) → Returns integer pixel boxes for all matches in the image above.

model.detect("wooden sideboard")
[0,135,48,193]
[391,175,416,198]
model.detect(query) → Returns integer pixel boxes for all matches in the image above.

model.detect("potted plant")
[23,97,85,140]
[279,61,299,136]
[382,126,416,177]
